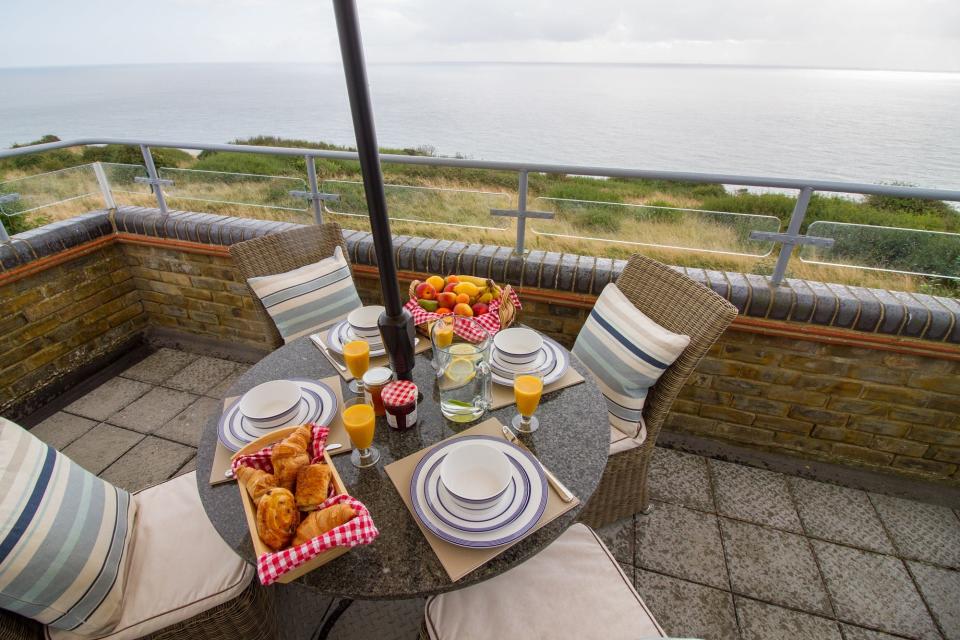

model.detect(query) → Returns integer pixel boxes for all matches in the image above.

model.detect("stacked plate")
[490,328,569,387]
[325,305,418,357]
[218,378,338,451]
[410,436,547,548]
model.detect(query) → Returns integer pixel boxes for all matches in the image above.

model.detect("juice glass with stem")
[341,397,380,468]
[429,315,455,370]
[512,370,544,433]
[343,340,370,395]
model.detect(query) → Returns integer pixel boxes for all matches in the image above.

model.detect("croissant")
[271,425,311,491]
[295,463,333,511]
[235,466,277,505]
[293,503,356,546]
[255,488,300,550]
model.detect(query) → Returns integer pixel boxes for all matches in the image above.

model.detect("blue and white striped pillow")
[0,418,137,636]
[247,246,363,343]
[573,283,691,439]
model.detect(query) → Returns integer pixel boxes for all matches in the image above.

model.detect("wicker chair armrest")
[0,609,42,640]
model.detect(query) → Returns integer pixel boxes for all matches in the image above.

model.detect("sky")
[2,0,959,72]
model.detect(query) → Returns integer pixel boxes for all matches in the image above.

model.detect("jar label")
[386,406,417,430]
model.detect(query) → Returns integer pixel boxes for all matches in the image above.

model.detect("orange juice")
[343,340,370,379]
[342,403,376,449]
[435,325,454,348]
[514,375,544,417]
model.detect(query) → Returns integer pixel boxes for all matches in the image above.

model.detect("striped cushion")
[572,283,690,439]
[246,246,362,343]
[0,418,137,636]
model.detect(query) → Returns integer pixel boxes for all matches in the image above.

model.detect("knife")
[310,333,348,373]
[502,425,575,503]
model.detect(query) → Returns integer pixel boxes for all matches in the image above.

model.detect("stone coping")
[3,205,958,344]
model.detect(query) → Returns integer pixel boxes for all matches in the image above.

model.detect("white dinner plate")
[491,337,569,387]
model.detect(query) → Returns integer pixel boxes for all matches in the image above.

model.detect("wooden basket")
[231,426,350,584]
[408,280,517,336]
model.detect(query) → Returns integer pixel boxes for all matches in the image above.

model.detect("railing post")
[0,217,9,243]
[92,162,116,210]
[770,186,813,286]
[0,193,18,242]
[305,155,324,224]
[139,145,168,214]
[515,170,528,254]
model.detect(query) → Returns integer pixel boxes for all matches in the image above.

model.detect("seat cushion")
[47,472,253,640]
[572,283,690,439]
[246,245,362,342]
[425,523,664,640]
[0,418,137,637]
[609,422,646,456]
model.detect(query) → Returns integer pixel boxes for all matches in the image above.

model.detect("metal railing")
[1,137,959,285]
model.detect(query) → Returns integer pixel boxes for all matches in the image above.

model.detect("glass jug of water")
[432,316,492,423]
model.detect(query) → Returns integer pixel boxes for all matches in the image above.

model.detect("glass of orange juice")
[343,340,370,395]
[429,315,455,370]
[342,397,380,468]
[512,371,544,433]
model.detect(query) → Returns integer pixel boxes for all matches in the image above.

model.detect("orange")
[455,293,470,305]
[445,275,460,284]
[426,275,445,292]
[435,307,453,316]
[453,303,473,317]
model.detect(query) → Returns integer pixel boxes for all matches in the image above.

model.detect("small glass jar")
[362,367,395,416]
[382,380,418,431]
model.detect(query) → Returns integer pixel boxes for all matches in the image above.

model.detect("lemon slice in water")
[444,357,477,385]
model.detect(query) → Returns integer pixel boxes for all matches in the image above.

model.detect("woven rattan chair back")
[229,223,352,350]
[615,254,738,448]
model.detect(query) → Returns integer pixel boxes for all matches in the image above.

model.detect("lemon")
[447,343,477,356]
[444,357,476,385]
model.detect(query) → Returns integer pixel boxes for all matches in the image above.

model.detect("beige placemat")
[385,418,580,582]
[489,367,585,410]
[312,331,431,381]
[208,375,351,486]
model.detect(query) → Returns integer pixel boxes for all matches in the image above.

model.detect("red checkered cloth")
[381,380,417,408]
[404,287,521,341]
[229,423,380,586]
[256,494,378,586]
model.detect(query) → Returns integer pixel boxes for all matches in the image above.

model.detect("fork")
[502,425,575,503]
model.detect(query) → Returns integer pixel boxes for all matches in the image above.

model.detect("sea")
[1,62,958,189]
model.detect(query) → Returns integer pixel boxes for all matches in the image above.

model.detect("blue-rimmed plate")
[491,336,569,387]
[410,435,547,548]
[217,378,338,452]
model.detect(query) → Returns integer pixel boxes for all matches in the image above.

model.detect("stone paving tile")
[108,387,199,434]
[908,560,960,639]
[99,436,196,492]
[61,423,144,475]
[647,446,714,512]
[735,596,843,640]
[871,493,960,569]
[205,367,249,400]
[154,397,220,447]
[789,477,895,554]
[634,569,739,640]
[711,459,803,532]
[720,517,832,615]
[64,377,152,422]
[173,456,197,478]
[28,412,97,450]
[812,540,939,640]
[840,624,908,640]
[636,501,729,590]
[164,356,243,395]
[595,515,635,567]
[120,348,198,384]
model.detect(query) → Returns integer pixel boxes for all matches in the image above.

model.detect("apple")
[443,282,458,294]
[471,302,489,316]
[415,282,437,300]
[437,292,457,309]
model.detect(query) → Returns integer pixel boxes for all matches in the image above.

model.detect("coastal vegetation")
[1,135,957,296]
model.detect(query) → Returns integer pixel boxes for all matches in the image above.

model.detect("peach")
[436,292,457,309]
[415,282,437,300]
[443,282,458,294]
[455,293,470,305]
[453,303,473,317]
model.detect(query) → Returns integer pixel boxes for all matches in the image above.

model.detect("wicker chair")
[229,223,353,350]
[578,254,738,527]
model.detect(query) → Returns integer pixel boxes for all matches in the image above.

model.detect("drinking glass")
[341,397,380,468]
[343,340,370,395]
[429,315,455,370]
[512,371,544,433]
[435,316,492,423]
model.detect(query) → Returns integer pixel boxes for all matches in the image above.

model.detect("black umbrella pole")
[333,0,416,381]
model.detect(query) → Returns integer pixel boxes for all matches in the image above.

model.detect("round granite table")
[197,334,608,604]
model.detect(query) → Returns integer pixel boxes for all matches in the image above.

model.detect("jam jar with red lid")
[382,380,418,431]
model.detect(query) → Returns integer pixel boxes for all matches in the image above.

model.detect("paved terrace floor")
[24,347,960,640]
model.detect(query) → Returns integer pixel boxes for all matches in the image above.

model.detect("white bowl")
[239,380,302,423]
[440,443,513,510]
[348,306,384,338]
[493,328,543,365]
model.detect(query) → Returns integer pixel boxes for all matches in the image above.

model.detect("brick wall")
[0,244,146,416]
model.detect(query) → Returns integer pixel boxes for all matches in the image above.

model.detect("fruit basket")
[404,274,520,337]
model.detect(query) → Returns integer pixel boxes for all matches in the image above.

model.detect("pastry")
[295,463,333,511]
[271,425,311,490]
[293,503,356,545]
[255,488,300,550]
[235,466,277,505]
